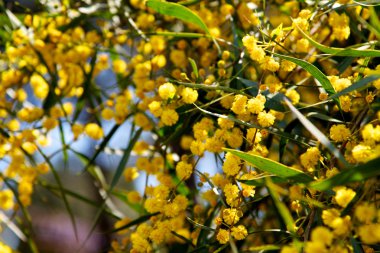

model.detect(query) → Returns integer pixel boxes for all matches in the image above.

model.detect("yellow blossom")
[334,186,356,208]
[176,161,193,180]
[158,82,176,100]
[216,229,230,244]
[330,124,351,142]
[84,123,104,140]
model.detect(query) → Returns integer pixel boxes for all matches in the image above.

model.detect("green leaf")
[238,176,288,186]
[236,77,259,96]
[264,92,286,112]
[110,128,143,189]
[83,124,121,172]
[188,57,199,80]
[224,148,314,184]
[284,99,349,167]
[40,181,119,218]
[110,212,159,233]
[36,147,78,240]
[272,52,335,95]
[328,75,380,100]
[309,157,380,191]
[266,178,295,234]
[297,27,380,57]
[246,245,281,251]
[146,0,210,35]
[306,112,345,123]
[58,119,68,166]
[110,189,145,214]
[146,31,208,38]
[351,237,365,253]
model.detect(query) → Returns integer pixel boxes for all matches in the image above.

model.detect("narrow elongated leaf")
[110,128,143,189]
[40,181,119,218]
[272,52,335,95]
[224,148,314,184]
[83,124,121,172]
[148,31,208,38]
[236,77,259,96]
[110,212,159,233]
[306,112,345,123]
[266,178,295,234]
[298,27,380,57]
[247,245,281,251]
[284,99,349,167]
[188,57,199,79]
[328,75,380,100]
[110,189,145,213]
[309,157,380,191]
[146,0,210,35]
[238,176,288,186]
[37,147,78,240]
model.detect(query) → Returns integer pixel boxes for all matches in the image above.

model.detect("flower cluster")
[0,1,379,253]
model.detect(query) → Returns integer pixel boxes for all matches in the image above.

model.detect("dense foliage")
[0,0,380,252]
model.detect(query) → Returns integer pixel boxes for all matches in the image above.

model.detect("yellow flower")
[180,135,193,150]
[231,95,248,115]
[285,90,300,105]
[310,226,333,246]
[114,217,131,234]
[352,144,374,163]
[7,119,20,131]
[124,167,139,182]
[280,245,299,253]
[84,123,104,140]
[0,189,14,210]
[222,153,241,177]
[134,113,152,130]
[161,109,179,126]
[260,56,280,72]
[334,186,356,208]
[101,108,114,120]
[300,147,320,172]
[42,117,58,130]
[322,208,340,225]
[30,74,49,99]
[216,229,230,244]
[222,208,242,225]
[224,183,240,207]
[330,215,351,236]
[170,49,187,68]
[0,242,12,253]
[328,12,350,41]
[127,191,142,204]
[247,94,266,114]
[304,241,328,253]
[148,101,162,117]
[176,161,193,180]
[231,225,247,240]
[158,82,176,100]
[113,59,127,74]
[281,60,297,72]
[257,111,275,127]
[218,118,234,130]
[131,232,152,252]
[357,224,380,244]
[354,202,376,223]
[72,123,84,140]
[226,127,243,148]
[181,87,198,104]
[190,140,205,156]
[330,124,351,142]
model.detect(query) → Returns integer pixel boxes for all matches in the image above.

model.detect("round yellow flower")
[84,123,104,140]
[330,124,351,142]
